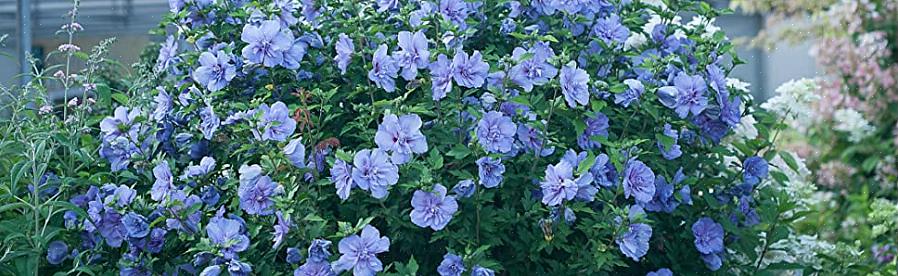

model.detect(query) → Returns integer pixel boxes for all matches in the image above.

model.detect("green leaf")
[428,149,444,170]
[778,151,799,172]
[446,145,471,160]
[577,152,596,175]
[111,93,129,105]
[655,133,675,152]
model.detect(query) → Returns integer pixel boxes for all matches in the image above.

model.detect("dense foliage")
[0,0,824,275]
[734,0,898,274]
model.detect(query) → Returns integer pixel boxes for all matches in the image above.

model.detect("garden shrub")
[34,0,811,275]
[735,0,898,274]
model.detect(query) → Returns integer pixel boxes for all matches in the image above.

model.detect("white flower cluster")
[762,233,834,271]
[685,15,722,39]
[761,78,821,132]
[726,77,751,93]
[833,108,876,142]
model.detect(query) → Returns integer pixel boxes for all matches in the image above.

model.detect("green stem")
[528,89,560,174]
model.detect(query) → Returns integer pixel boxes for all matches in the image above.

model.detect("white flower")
[624,33,647,50]
[39,105,53,115]
[685,16,722,39]
[762,233,835,271]
[761,78,821,132]
[726,77,751,93]
[642,14,682,35]
[833,108,876,142]
[731,114,758,140]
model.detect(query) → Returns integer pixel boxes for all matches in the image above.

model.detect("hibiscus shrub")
[50,0,802,275]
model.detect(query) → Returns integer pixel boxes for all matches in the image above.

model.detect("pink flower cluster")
[809,1,898,119]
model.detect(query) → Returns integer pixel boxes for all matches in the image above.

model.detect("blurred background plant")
[0,1,149,274]
[734,0,898,274]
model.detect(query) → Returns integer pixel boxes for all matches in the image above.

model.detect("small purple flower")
[410,184,459,230]
[659,73,709,118]
[578,112,609,150]
[228,259,253,275]
[540,161,580,206]
[163,190,203,233]
[393,31,430,81]
[476,157,505,188]
[181,156,216,180]
[374,114,428,164]
[287,247,303,264]
[376,0,399,12]
[451,50,490,88]
[122,212,150,238]
[437,253,465,276]
[508,44,558,92]
[719,93,742,127]
[471,266,495,276]
[646,268,673,276]
[152,88,173,122]
[308,239,333,263]
[439,0,470,28]
[109,185,137,207]
[368,44,400,92]
[742,156,769,186]
[701,252,723,271]
[351,149,400,199]
[592,15,630,46]
[590,154,618,187]
[657,123,682,160]
[237,174,282,216]
[623,159,655,203]
[295,261,335,276]
[272,211,292,249]
[559,61,590,108]
[872,244,896,264]
[284,138,307,168]
[151,162,173,201]
[706,64,728,94]
[452,179,476,198]
[199,105,221,139]
[643,175,679,213]
[147,228,167,254]
[282,40,309,70]
[156,35,180,72]
[330,159,354,200]
[335,34,354,75]
[332,225,390,275]
[206,216,250,260]
[96,208,127,247]
[614,79,644,108]
[274,0,299,27]
[617,223,652,261]
[241,20,294,67]
[517,124,550,155]
[476,111,516,154]
[680,184,693,205]
[100,106,140,140]
[193,50,236,91]
[255,101,297,142]
[692,217,725,255]
[692,112,730,144]
[430,54,454,101]
[46,240,68,265]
